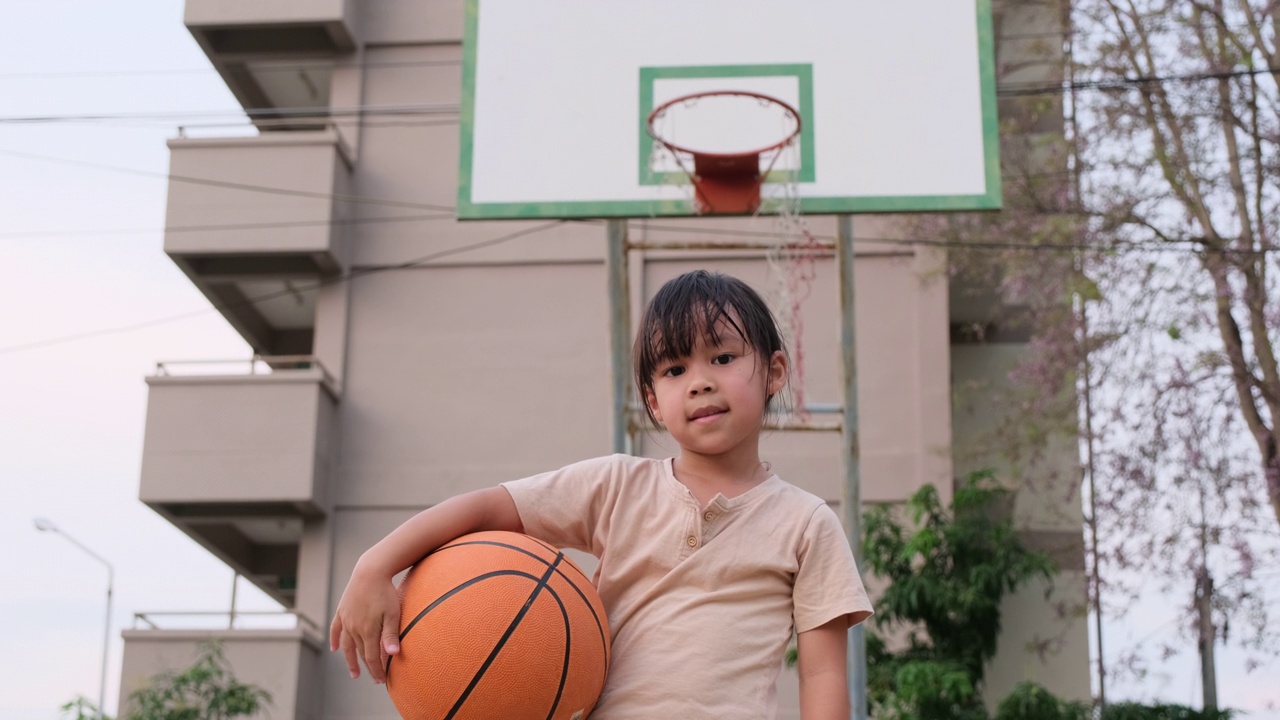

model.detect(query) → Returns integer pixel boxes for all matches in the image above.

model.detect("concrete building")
[120,1,1088,717]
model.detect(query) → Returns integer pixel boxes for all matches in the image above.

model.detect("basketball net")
[762,140,820,417]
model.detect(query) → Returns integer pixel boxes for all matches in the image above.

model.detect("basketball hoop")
[646,90,802,215]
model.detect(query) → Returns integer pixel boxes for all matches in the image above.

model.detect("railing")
[153,355,337,392]
[132,610,322,635]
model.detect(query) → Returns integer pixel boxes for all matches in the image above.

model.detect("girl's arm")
[328,486,524,683]
[797,616,851,720]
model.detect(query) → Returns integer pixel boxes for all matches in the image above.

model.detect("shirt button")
[703,511,715,522]
[686,535,698,547]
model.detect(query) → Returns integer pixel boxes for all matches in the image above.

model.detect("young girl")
[330,269,872,718]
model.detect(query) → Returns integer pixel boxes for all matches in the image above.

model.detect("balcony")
[120,611,324,720]
[165,130,352,353]
[139,357,338,605]
[184,0,358,120]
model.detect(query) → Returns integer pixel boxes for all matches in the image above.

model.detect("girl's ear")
[645,389,664,423]
[765,350,788,398]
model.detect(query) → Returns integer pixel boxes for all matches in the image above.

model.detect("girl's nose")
[689,380,713,396]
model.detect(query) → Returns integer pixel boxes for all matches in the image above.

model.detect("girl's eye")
[712,354,734,365]
[662,366,685,377]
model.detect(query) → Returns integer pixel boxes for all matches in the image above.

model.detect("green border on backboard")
[638,64,816,186]
[456,0,1002,219]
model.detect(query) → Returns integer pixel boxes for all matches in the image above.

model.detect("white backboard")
[458,0,1001,219]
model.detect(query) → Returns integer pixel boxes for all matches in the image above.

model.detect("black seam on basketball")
[509,539,609,682]
[437,538,595,587]
[445,552,566,720]
[388,569,542,676]
[545,580,572,720]
[530,537,596,587]
[433,539,608,656]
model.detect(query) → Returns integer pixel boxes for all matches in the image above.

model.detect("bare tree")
[921,0,1280,703]
[1075,0,1280,526]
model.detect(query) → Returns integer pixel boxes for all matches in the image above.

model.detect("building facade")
[121,1,1088,717]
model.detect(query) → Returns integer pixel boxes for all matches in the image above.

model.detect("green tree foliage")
[1100,703,1236,720]
[862,472,1056,719]
[60,695,111,720]
[996,682,1089,720]
[783,472,1242,718]
[125,641,270,720]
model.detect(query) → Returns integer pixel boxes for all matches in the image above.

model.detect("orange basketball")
[387,531,611,720]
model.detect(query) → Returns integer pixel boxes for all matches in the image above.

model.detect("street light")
[35,517,113,720]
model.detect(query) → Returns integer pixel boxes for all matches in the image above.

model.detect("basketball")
[386,530,611,720]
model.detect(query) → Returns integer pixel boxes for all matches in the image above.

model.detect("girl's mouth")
[689,406,728,422]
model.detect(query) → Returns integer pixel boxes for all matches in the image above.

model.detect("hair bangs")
[639,296,746,371]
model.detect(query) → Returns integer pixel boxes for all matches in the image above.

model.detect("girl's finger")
[363,633,387,684]
[328,614,344,652]
[339,629,362,679]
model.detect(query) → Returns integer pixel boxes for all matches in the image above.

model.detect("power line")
[0,214,1263,356]
[1,207,1253,255]
[998,65,1280,97]
[0,63,1276,126]
[0,221,565,356]
[632,221,1268,256]
[0,102,460,126]
[0,147,455,213]
[0,59,463,81]
[1,147,1265,256]
[172,118,460,133]
[0,213,456,240]
[3,210,1254,357]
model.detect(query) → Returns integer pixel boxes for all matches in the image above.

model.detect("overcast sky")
[1,2,1275,719]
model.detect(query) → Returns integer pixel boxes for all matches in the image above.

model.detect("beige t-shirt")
[501,454,873,719]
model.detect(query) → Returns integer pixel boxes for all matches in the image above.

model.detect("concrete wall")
[953,343,1091,708]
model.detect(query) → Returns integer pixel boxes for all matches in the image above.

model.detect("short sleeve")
[500,455,621,556]
[792,503,874,633]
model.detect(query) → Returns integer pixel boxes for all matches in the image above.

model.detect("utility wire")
[3,146,1266,255]
[0,103,460,126]
[0,213,456,240]
[999,65,1280,97]
[1,210,1256,255]
[2,62,1279,127]
[632,221,1269,256]
[0,59,463,81]
[0,220,564,356]
[0,148,455,213]
[172,118,460,133]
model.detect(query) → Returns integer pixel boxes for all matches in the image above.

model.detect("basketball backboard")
[457,0,1000,219]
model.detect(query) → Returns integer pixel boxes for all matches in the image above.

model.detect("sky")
[0,2,1276,719]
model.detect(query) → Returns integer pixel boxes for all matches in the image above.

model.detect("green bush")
[862,472,1056,718]
[996,682,1089,720]
[126,641,270,720]
[1101,703,1236,720]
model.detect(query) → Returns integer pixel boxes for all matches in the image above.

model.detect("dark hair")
[632,270,788,425]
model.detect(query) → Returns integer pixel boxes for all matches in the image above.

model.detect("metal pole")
[230,572,239,629]
[837,216,867,719]
[101,570,113,720]
[1079,300,1107,711]
[35,519,113,720]
[607,219,632,455]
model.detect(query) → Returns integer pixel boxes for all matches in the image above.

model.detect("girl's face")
[644,322,787,462]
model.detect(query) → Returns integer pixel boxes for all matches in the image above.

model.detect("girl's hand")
[326,486,524,683]
[329,560,402,684]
